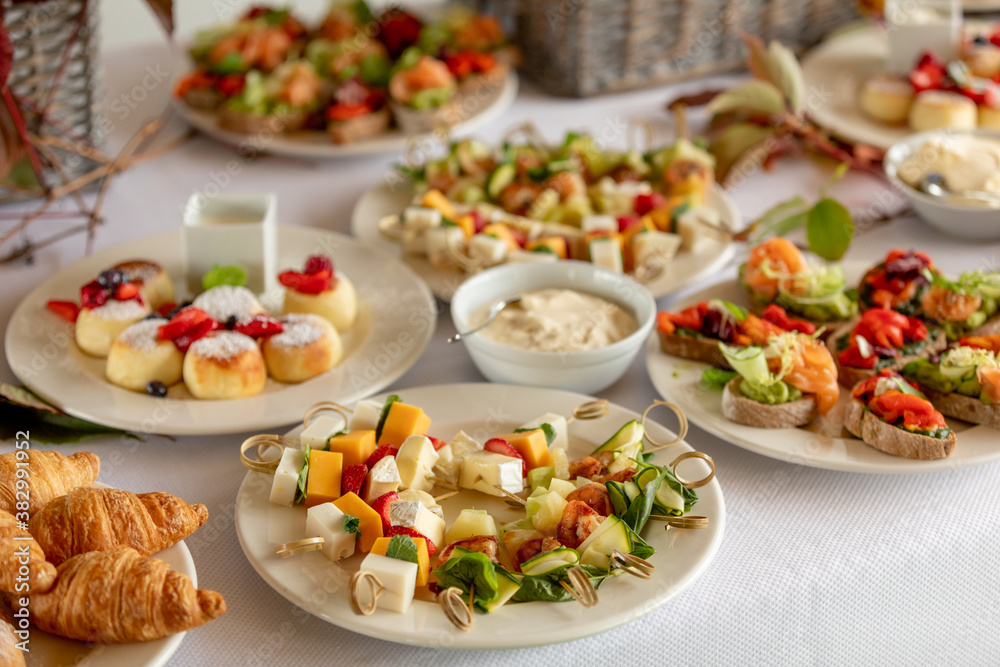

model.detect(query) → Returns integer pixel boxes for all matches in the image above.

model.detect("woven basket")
[473,0,859,97]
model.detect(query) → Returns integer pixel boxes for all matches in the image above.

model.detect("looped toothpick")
[500,120,548,152]
[490,485,527,509]
[302,401,351,429]
[350,571,385,616]
[610,550,655,579]
[568,399,610,423]
[274,537,325,558]
[377,214,409,243]
[439,587,473,631]
[239,435,294,474]
[670,451,716,489]
[559,566,598,607]
[648,515,710,530]
[641,400,689,453]
[628,118,656,153]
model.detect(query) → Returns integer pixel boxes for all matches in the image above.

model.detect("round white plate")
[172,73,518,160]
[4,226,436,435]
[234,383,726,649]
[963,0,1000,12]
[351,181,742,301]
[645,262,1000,474]
[25,483,196,667]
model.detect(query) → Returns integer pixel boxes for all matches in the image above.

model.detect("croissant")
[0,510,56,594]
[29,546,225,643]
[29,488,209,565]
[0,605,26,667]
[0,451,100,517]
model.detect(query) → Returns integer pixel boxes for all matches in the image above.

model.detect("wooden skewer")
[350,571,384,616]
[433,490,460,503]
[559,566,598,607]
[439,587,473,631]
[490,485,526,507]
[641,400,689,452]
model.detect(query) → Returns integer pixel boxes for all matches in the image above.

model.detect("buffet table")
[3,44,1000,665]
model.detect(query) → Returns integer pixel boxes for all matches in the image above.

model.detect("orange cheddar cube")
[333,492,383,552]
[370,536,431,586]
[420,189,457,220]
[305,450,343,507]
[378,402,431,446]
[526,237,568,259]
[498,430,552,470]
[481,223,520,252]
[328,430,377,468]
[621,218,656,271]
[454,215,476,239]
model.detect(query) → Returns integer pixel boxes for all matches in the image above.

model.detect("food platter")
[4,227,436,435]
[645,263,1000,474]
[351,181,742,301]
[233,383,726,648]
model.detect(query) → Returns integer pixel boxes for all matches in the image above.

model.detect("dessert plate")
[645,263,1000,474]
[172,73,518,160]
[4,227,436,435]
[234,383,726,649]
[351,181,742,301]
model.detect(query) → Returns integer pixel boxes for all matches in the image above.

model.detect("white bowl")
[884,128,1000,240]
[450,261,656,394]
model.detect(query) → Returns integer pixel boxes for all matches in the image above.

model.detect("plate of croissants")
[0,449,224,667]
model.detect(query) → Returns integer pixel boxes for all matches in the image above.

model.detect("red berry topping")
[427,436,448,451]
[484,438,527,477]
[364,444,399,470]
[341,463,368,497]
[172,318,218,353]
[303,255,333,275]
[158,307,218,351]
[278,269,333,295]
[370,491,400,533]
[617,215,640,233]
[634,191,665,216]
[157,302,178,318]
[386,525,437,556]
[46,300,80,323]
[115,283,140,301]
[80,280,109,309]
[469,210,487,234]
[234,314,284,338]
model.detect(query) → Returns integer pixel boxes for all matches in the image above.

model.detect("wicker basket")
[473,0,859,97]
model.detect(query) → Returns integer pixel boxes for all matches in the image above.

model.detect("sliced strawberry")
[485,438,527,477]
[278,269,333,295]
[80,280,109,309]
[172,318,218,353]
[617,215,640,233]
[303,255,333,275]
[387,525,437,556]
[158,307,212,341]
[341,463,368,497]
[235,314,284,338]
[427,436,448,451]
[157,302,178,318]
[115,283,140,301]
[634,191,665,216]
[370,492,400,533]
[470,210,487,234]
[46,300,80,323]
[364,444,399,470]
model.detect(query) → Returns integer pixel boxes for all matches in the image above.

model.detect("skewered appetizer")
[831,308,946,387]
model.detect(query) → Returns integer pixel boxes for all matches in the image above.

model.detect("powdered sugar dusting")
[269,314,325,349]
[192,286,262,323]
[115,260,161,283]
[117,318,166,351]
[189,331,257,361]
[89,298,148,321]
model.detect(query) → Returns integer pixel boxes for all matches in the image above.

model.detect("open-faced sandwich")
[217,61,323,134]
[902,343,1000,429]
[845,369,956,460]
[857,248,937,315]
[918,270,1000,340]
[388,48,459,133]
[831,307,946,387]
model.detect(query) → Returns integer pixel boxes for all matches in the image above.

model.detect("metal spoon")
[919,172,1000,205]
[448,295,522,344]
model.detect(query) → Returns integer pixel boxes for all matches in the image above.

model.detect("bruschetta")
[831,308,946,387]
[903,344,1000,429]
[918,270,1000,340]
[857,248,937,315]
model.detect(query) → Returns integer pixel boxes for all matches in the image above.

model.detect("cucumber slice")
[592,420,644,455]
[483,568,522,613]
[520,547,580,576]
[719,343,770,384]
[634,467,659,490]
[654,481,685,516]
[527,466,554,494]
[487,163,516,200]
[606,441,643,474]
[578,515,631,569]
[545,158,577,173]
[605,481,630,517]
[623,481,641,502]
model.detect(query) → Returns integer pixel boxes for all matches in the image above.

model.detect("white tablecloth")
[3,44,1000,666]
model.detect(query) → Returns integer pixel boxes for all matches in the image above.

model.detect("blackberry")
[974,35,988,46]
[97,269,125,290]
[146,381,168,398]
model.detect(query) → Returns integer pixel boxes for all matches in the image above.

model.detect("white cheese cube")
[469,234,509,267]
[633,231,682,278]
[449,431,483,459]
[300,415,345,450]
[518,413,569,450]
[426,226,466,269]
[610,180,651,216]
[434,431,482,489]
[396,489,443,519]
[363,456,401,504]
[507,249,557,264]
[350,399,383,431]
[589,237,624,273]
[389,500,446,548]
[305,503,357,561]
[677,205,722,252]
[269,448,306,506]
[460,450,524,496]
[359,553,418,614]
[581,214,617,234]
[396,435,439,493]
[402,206,442,232]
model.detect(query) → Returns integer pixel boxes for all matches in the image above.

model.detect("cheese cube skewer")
[358,553,418,613]
[363,456,401,504]
[389,500,446,549]
[269,448,306,507]
[396,435,439,493]
[305,503,357,561]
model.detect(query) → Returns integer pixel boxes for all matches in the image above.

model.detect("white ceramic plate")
[4,227,436,435]
[172,74,518,160]
[234,383,726,649]
[645,262,1000,474]
[963,0,1000,12]
[25,483,196,667]
[351,181,741,301]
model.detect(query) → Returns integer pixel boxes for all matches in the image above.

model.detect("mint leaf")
[806,198,853,261]
[385,535,419,563]
[202,264,247,290]
[514,424,556,447]
[375,395,399,441]
[343,514,360,534]
[294,443,311,505]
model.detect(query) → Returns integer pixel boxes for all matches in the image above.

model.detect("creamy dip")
[899,135,1000,199]
[476,288,638,352]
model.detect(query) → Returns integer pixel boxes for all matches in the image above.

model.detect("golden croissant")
[0,510,56,594]
[0,450,100,517]
[0,605,26,667]
[29,487,209,565]
[30,546,225,643]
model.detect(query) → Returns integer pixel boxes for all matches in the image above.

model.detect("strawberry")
[370,492,400,533]
[115,283,140,301]
[235,314,284,338]
[470,210,487,234]
[427,436,448,451]
[157,302,178,318]
[364,444,399,470]
[158,307,212,341]
[46,300,79,323]
[634,192,665,216]
[387,525,437,557]
[617,215,640,233]
[80,280,109,309]
[303,255,333,275]
[484,438,527,477]
[916,51,945,71]
[341,464,368,497]
[172,318,218,353]
[910,66,943,93]
[278,269,333,295]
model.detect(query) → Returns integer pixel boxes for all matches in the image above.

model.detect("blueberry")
[146,381,168,398]
[97,269,124,289]
[225,315,238,330]
[167,300,193,319]
[974,35,988,46]
[143,313,160,320]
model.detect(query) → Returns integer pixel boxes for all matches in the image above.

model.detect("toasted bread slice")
[830,327,948,388]
[843,396,956,459]
[721,377,818,428]
[658,329,730,368]
[967,313,1000,338]
[217,108,308,135]
[328,108,391,144]
[183,88,222,111]
[922,388,1000,428]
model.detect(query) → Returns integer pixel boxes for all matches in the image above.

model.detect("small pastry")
[191,285,264,325]
[979,104,1000,129]
[112,259,175,312]
[859,74,914,125]
[0,450,100,517]
[0,606,25,667]
[0,509,56,593]
[909,90,978,132]
[280,255,357,331]
[182,331,267,399]
[963,45,1000,81]
[75,276,150,357]
[262,313,343,383]
[105,318,184,392]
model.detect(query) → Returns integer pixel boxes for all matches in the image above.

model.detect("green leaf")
[806,198,854,261]
[626,526,655,560]
[432,549,499,610]
[343,514,360,534]
[622,470,664,533]
[294,443,311,505]
[6,157,41,190]
[510,564,611,603]
[707,80,786,117]
[385,535,419,562]
[708,122,777,184]
[514,423,556,447]
[741,33,775,86]
[374,395,399,441]
[701,367,738,389]
[201,264,247,290]
[750,196,809,243]
[0,384,141,444]
[767,41,805,114]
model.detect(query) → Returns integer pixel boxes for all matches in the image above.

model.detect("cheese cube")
[507,249,557,264]
[371,536,431,586]
[362,456,401,504]
[449,431,483,459]
[460,450,523,497]
[350,399,383,431]
[469,234,508,267]
[358,553,418,613]
[497,430,552,470]
[677,205,722,252]
[396,489,443,519]
[589,236,624,273]
[518,413,569,450]
[402,206,442,233]
[269,448,306,506]
[378,403,431,446]
[328,430,376,468]
[299,415,345,451]
[304,450,343,507]
[389,500,446,549]
[633,231,682,278]
[609,180,651,216]
[396,435,439,493]
[444,509,497,545]
[581,214,617,233]
[426,226,465,270]
[333,492,382,552]
[305,502,356,562]
[434,431,482,489]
